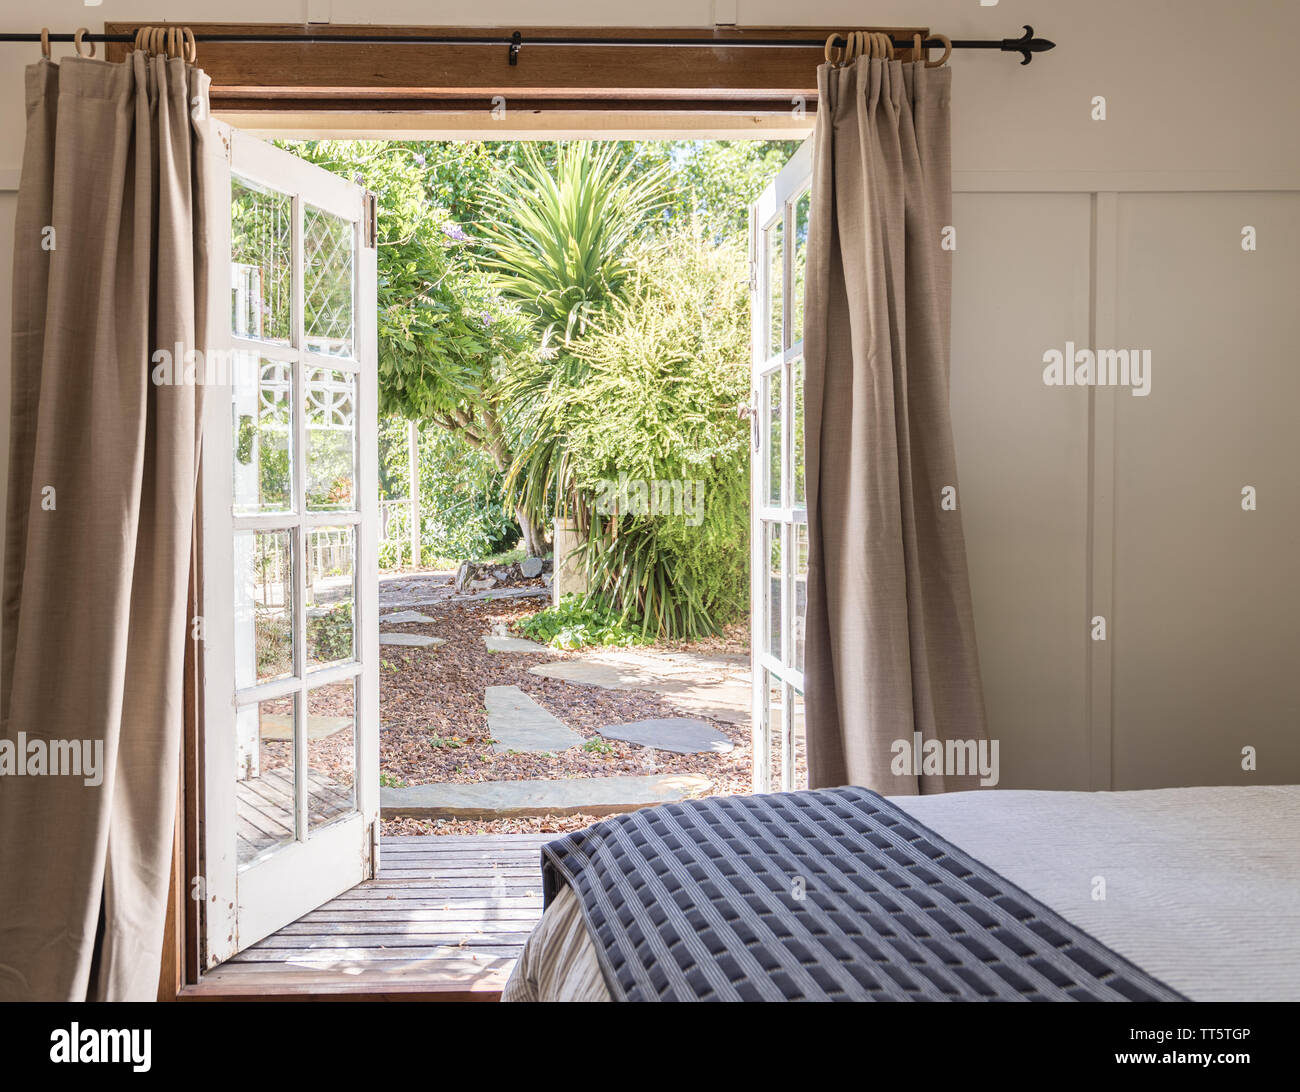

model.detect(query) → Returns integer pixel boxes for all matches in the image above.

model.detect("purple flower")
[441,222,468,242]
[481,311,494,326]
[412,153,426,167]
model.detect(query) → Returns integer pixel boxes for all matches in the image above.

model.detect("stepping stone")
[380,773,712,819]
[381,609,436,625]
[528,660,748,724]
[379,632,444,648]
[599,717,734,755]
[483,634,549,653]
[260,713,353,742]
[528,661,644,689]
[486,685,582,753]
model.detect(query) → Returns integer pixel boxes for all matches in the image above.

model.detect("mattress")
[502,784,1300,1002]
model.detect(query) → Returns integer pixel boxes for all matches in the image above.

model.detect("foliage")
[377,417,517,565]
[516,595,650,650]
[632,140,802,243]
[479,143,670,343]
[284,142,553,554]
[280,138,796,598]
[285,141,533,424]
[481,143,671,527]
[564,231,753,639]
[307,601,354,664]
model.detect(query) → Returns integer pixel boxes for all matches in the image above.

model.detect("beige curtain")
[803,56,988,792]
[0,51,212,1001]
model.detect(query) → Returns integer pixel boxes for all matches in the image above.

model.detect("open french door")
[200,126,380,966]
[749,139,812,794]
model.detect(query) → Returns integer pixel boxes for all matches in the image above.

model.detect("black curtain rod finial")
[1006,25,1055,66]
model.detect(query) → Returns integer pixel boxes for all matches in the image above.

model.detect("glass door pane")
[227,164,365,880]
[750,139,812,794]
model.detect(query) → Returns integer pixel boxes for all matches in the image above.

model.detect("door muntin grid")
[230,171,364,869]
[752,165,811,794]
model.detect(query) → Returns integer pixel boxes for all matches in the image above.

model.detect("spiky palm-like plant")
[481,144,669,526]
[480,142,669,343]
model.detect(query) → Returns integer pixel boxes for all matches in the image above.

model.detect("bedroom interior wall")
[0,0,1296,789]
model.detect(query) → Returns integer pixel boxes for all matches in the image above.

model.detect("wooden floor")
[186,834,551,1001]
[236,766,354,864]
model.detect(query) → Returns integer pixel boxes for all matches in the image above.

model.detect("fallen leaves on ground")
[378,594,754,836]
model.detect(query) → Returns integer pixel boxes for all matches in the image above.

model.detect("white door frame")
[749,138,812,794]
[201,125,379,965]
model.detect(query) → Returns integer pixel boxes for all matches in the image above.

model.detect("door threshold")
[179,964,507,1002]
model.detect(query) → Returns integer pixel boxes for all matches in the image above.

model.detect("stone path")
[529,649,750,725]
[483,634,549,653]
[598,717,735,755]
[486,685,582,754]
[381,609,436,625]
[379,569,549,610]
[381,773,712,819]
[379,632,444,648]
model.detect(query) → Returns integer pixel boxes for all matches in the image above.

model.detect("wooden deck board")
[185,833,554,1000]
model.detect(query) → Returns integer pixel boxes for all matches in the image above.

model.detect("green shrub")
[307,601,354,663]
[378,417,518,565]
[563,231,751,639]
[516,595,650,650]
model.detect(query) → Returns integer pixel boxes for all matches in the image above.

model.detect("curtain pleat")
[803,57,989,792]
[0,51,211,1001]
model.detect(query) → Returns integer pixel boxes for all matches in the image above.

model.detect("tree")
[285,140,550,556]
[478,142,670,528]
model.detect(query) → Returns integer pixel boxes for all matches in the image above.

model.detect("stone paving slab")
[528,660,646,689]
[487,685,582,753]
[381,609,436,625]
[380,773,712,819]
[598,717,735,755]
[528,660,749,725]
[379,632,445,648]
[483,634,550,653]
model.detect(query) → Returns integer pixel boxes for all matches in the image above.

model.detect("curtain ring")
[925,33,952,68]
[183,28,198,64]
[39,28,50,60]
[824,32,843,66]
[170,26,182,59]
[74,28,96,59]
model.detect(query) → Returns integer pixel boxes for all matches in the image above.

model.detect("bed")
[502,784,1300,1002]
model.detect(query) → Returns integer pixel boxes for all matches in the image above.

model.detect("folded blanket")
[540,787,1186,1002]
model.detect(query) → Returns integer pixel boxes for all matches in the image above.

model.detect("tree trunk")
[516,506,548,559]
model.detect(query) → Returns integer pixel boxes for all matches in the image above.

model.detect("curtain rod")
[3,25,1057,66]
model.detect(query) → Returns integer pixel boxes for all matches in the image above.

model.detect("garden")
[282,137,799,830]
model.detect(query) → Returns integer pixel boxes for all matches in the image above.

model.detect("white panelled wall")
[951,189,1300,790]
[1,0,1297,790]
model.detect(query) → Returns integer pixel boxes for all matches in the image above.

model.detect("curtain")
[803,55,989,792]
[0,51,212,1001]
